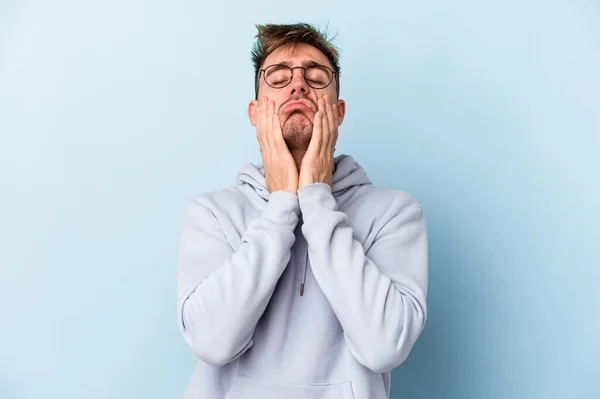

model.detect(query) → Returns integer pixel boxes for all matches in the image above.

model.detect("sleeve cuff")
[297,183,338,216]
[262,190,301,227]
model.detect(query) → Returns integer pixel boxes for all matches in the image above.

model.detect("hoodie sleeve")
[298,183,428,373]
[176,191,300,366]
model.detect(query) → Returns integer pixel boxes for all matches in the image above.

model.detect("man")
[176,23,428,399]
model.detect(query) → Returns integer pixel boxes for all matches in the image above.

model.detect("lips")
[280,100,315,115]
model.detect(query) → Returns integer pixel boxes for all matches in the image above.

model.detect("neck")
[289,149,306,172]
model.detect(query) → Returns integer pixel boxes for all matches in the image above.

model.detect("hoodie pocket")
[226,375,356,399]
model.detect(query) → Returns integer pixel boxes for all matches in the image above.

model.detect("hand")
[298,95,340,189]
[255,96,299,194]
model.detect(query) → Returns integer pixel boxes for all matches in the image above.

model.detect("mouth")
[280,100,315,115]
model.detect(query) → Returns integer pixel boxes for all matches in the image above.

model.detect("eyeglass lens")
[264,65,332,89]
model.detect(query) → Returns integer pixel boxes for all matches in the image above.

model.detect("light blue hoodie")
[176,154,428,399]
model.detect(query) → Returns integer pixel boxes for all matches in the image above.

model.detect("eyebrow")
[277,60,322,68]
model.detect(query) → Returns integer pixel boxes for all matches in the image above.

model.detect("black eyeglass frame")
[255,63,338,99]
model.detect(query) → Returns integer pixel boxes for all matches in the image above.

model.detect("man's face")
[248,43,345,150]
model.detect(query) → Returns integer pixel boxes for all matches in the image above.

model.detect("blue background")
[1,1,598,398]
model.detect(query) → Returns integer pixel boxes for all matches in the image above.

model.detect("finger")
[327,101,336,134]
[270,100,286,151]
[256,97,266,149]
[324,97,336,150]
[334,102,342,126]
[309,109,323,156]
[320,97,332,157]
[331,103,339,147]
[264,98,275,150]
[259,97,273,155]
[258,96,266,135]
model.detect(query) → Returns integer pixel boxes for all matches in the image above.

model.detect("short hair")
[251,23,341,99]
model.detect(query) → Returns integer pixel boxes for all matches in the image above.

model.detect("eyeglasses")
[257,64,336,96]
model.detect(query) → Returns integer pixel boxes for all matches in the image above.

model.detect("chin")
[282,113,313,150]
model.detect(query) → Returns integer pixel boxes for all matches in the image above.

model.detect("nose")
[288,67,309,95]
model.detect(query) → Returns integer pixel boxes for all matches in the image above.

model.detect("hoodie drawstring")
[235,154,371,298]
[299,218,308,296]
[300,249,308,296]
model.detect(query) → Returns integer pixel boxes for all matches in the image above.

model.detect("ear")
[335,99,346,126]
[248,100,258,126]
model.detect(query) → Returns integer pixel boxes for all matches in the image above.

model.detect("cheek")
[257,86,283,105]
[274,101,285,112]
[326,87,338,101]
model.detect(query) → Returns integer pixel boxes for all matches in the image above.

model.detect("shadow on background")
[390,202,493,399]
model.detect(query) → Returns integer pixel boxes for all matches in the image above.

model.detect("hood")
[236,154,372,201]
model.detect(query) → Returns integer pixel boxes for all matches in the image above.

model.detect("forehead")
[262,43,333,69]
